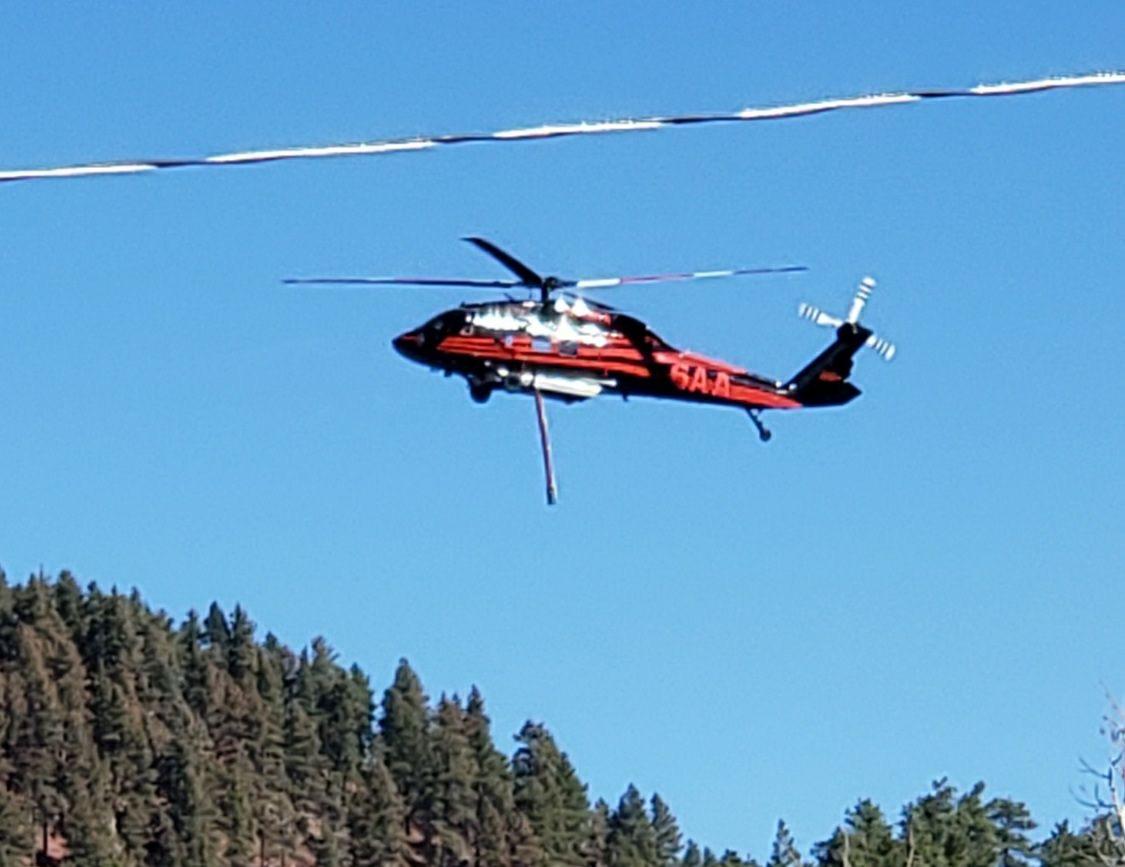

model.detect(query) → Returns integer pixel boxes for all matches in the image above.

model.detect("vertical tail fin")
[788,276,895,406]
[786,324,870,406]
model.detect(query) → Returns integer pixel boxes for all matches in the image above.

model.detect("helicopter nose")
[392,329,424,359]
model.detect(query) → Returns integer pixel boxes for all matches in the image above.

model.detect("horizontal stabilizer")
[786,324,869,406]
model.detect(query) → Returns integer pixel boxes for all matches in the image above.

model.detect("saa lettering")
[669,362,731,398]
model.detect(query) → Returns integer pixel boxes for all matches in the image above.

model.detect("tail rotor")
[798,276,896,362]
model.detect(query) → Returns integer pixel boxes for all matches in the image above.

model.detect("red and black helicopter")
[286,237,895,504]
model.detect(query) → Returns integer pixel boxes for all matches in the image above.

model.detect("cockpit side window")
[424,312,454,333]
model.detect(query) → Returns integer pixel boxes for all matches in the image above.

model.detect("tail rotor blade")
[866,334,897,361]
[846,276,876,324]
[798,302,843,328]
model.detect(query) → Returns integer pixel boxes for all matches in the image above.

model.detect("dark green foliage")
[813,801,898,867]
[765,821,802,867]
[154,736,215,865]
[465,686,532,867]
[588,799,612,867]
[606,784,658,867]
[203,602,230,653]
[429,695,478,865]
[651,794,682,867]
[347,748,411,867]
[0,724,31,862]
[891,780,1008,867]
[513,721,591,867]
[380,657,434,812]
[990,797,1036,867]
[1037,821,1099,866]
[0,571,1119,867]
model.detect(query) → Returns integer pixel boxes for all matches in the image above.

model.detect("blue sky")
[1,1,1123,856]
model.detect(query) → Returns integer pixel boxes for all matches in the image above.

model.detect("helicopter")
[286,237,895,504]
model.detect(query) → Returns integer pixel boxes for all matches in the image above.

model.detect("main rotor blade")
[282,276,522,288]
[461,237,544,287]
[557,291,619,313]
[3,71,1121,184]
[573,264,807,290]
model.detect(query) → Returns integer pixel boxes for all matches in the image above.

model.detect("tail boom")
[786,323,871,407]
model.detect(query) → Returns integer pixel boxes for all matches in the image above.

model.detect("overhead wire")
[1,71,1122,185]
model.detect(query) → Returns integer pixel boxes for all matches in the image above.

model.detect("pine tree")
[227,604,256,684]
[586,799,611,867]
[52,571,86,642]
[380,659,434,819]
[317,659,373,778]
[1038,821,1099,867]
[251,643,294,867]
[837,801,898,867]
[430,695,478,865]
[512,721,591,867]
[896,780,1006,867]
[155,735,217,867]
[465,686,522,867]
[60,772,119,867]
[898,780,959,867]
[203,602,230,654]
[347,748,411,867]
[310,811,345,867]
[717,849,753,867]
[284,695,328,824]
[951,782,1001,867]
[0,570,17,664]
[136,604,185,737]
[217,763,258,865]
[0,721,31,863]
[650,794,682,867]
[765,821,802,867]
[179,610,211,718]
[606,784,658,867]
[9,605,68,859]
[988,797,1035,867]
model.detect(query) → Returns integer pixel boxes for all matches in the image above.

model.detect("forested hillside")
[0,571,1117,866]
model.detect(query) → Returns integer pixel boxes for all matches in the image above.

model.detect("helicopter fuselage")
[294,236,886,502]
[392,299,805,410]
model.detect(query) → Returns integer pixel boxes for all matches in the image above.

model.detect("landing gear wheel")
[469,383,493,404]
[747,409,772,443]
